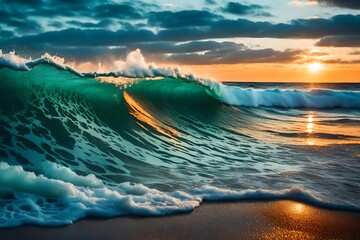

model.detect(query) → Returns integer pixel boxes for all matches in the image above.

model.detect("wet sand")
[1,200,360,240]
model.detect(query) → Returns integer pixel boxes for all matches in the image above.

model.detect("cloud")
[148,10,222,28]
[4,28,156,47]
[163,3,175,8]
[129,41,247,55]
[0,9,43,33]
[310,0,360,9]
[0,0,156,21]
[0,29,14,39]
[1,40,247,63]
[222,2,272,17]
[164,49,304,65]
[48,21,64,28]
[1,0,359,66]
[289,0,317,7]
[93,3,143,19]
[316,35,360,47]
[323,59,360,64]
[1,0,43,5]
[0,38,301,65]
[66,20,114,29]
[157,14,360,40]
[47,47,127,63]
[1,18,43,33]
[205,0,216,4]
[349,51,360,55]
[3,14,360,50]
[0,0,96,18]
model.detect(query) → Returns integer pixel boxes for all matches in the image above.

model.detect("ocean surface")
[0,53,360,227]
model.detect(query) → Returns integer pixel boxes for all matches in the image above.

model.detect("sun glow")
[308,62,323,73]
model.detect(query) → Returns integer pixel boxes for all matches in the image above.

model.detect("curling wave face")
[0,50,360,227]
[1,50,359,109]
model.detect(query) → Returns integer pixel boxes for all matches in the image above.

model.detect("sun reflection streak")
[306,113,315,145]
[307,139,315,145]
[306,123,314,133]
[123,91,179,139]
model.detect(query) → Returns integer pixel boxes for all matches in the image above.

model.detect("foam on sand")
[0,162,358,227]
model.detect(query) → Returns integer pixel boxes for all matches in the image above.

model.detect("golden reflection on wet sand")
[260,200,359,240]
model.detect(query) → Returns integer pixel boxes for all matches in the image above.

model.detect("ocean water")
[0,53,360,227]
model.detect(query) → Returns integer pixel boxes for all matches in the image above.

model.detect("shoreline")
[1,200,360,240]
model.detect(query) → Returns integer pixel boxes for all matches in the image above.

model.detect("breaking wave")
[0,49,360,227]
[1,49,359,109]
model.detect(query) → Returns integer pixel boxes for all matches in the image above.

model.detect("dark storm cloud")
[205,0,216,4]
[1,0,43,5]
[0,8,40,36]
[316,35,360,47]
[93,3,142,19]
[0,9,42,33]
[66,20,114,29]
[3,14,360,50]
[157,14,360,41]
[0,28,14,39]
[222,2,272,17]
[311,0,360,9]
[6,20,39,33]
[5,28,156,46]
[128,41,246,55]
[48,21,64,28]
[1,0,150,20]
[1,0,359,66]
[164,49,304,65]
[0,0,95,17]
[147,10,222,28]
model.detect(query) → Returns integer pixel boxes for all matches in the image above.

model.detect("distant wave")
[218,85,360,109]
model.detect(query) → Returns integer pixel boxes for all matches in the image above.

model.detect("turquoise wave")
[0,64,360,227]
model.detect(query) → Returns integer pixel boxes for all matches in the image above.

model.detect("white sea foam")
[0,49,198,80]
[38,161,103,188]
[0,162,77,198]
[217,86,360,109]
[0,50,30,70]
[113,49,187,79]
[0,162,200,227]
[0,161,358,227]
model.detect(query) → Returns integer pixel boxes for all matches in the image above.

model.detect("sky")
[0,0,360,82]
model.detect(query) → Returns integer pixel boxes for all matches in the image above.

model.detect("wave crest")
[1,49,359,110]
[0,49,200,80]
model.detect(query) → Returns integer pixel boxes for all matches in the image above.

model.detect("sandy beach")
[1,200,359,240]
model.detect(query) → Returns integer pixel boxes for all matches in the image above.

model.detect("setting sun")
[309,63,323,73]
